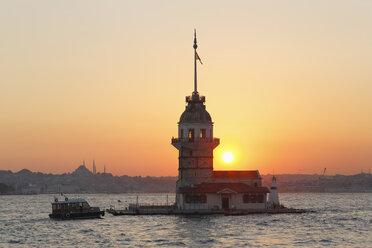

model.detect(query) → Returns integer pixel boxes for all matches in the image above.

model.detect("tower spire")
[193,29,198,94]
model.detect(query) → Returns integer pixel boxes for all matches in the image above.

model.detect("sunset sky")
[1,1,371,176]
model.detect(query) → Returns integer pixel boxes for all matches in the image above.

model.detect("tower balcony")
[171,137,220,149]
[172,137,219,143]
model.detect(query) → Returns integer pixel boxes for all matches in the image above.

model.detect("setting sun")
[222,152,234,163]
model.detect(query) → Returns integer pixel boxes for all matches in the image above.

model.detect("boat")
[49,196,104,220]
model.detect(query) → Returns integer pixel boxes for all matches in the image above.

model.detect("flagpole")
[193,29,198,94]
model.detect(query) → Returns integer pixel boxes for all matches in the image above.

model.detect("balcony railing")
[171,137,220,144]
[186,95,205,103]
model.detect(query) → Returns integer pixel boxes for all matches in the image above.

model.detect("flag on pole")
[196,51,203,65]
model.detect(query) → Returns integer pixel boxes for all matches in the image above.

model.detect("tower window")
[190,151,193,156]
[188,129,194,141]
[180,129,184,139]
[200,129,206,138]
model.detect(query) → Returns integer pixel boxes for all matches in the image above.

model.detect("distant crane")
[318,168,327,183]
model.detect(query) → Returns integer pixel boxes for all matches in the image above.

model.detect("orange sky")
[1,1,371,176]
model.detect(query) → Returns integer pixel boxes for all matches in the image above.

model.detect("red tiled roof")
[213,170,260,179]
[179,183,269,194]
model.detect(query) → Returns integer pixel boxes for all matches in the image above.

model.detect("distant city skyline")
[4,162,371,177]
[1,1,371,176]
[1,165,371,195]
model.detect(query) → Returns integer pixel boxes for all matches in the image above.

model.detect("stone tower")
[171,31,219,206]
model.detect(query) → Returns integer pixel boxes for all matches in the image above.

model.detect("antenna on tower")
[193,29,198,94]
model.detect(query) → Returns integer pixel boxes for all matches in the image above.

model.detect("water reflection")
[174,215,217,245]
[0,193,371,247]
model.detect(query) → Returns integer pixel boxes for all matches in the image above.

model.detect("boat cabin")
[51,198,91,214]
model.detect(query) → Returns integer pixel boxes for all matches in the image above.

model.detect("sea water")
[0,193,371,247]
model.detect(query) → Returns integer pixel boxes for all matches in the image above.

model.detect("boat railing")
[128,203,175,210]
[183,203,211,210]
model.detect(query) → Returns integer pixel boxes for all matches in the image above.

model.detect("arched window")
[200,129,206,138]
[188,129,194,142]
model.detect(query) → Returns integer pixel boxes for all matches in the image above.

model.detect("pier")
[106,203,306,216]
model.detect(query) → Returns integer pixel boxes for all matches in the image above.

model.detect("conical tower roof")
[179,94,212,124]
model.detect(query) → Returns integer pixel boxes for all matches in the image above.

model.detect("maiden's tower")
[171,31,270,212]
[105,31,305,216]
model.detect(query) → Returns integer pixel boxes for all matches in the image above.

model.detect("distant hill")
[0,182,14,194]
[0,165,177,194]
[261,173,372,193]
[0,166,371,194]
